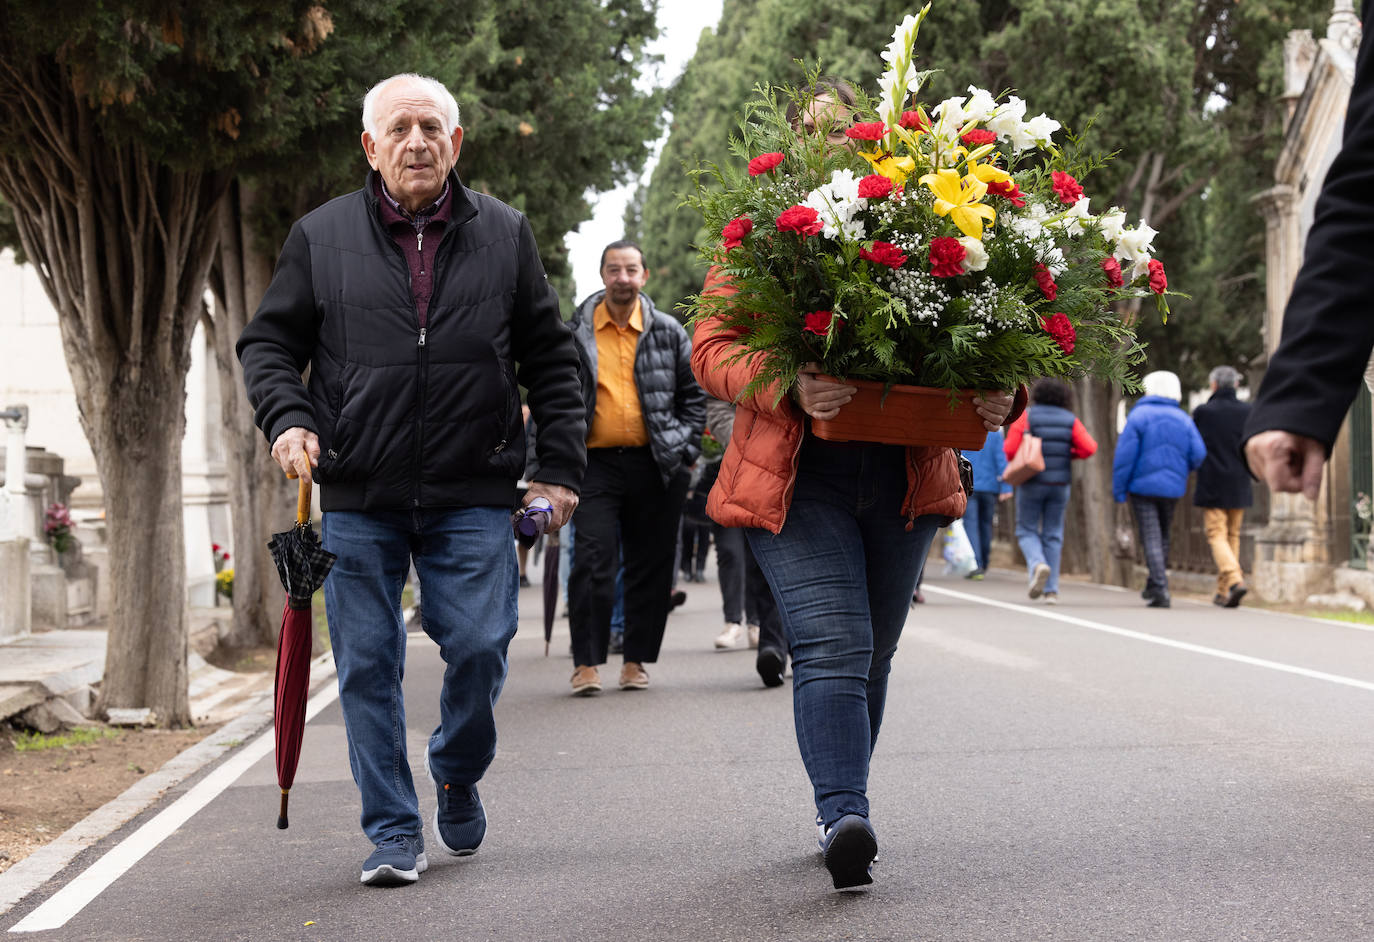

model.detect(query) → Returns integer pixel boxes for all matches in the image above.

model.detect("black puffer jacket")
[237,170,586,512]
[570,290,706,485]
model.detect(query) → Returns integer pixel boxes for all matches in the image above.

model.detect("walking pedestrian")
[703,395,787,686]
[237,73,585,887]
[1243,0,1373,497]
[681,460,713,582]
[1112,370,1207,608]
[694,209,1019,889]
[1192,366,1252,608]
[1003,378,1097,604]
[961,429,1013,578]
[566,240,706,695]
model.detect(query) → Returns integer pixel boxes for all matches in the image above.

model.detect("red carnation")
[803,310,842,336]
[1033,263,1058,301]
[987,179,1025,207]
[928,237,967,278]
[776,204,824,237]
[856,174,894,199]
[1040,312,1076,354]
[1101,256,1124,288]
[844,121,887,141]
[1051,171,1084,205]
[860,241,908,269]
[721,216,753,250]
[1148,259,1167,294]
[898,110,929,131]
[747,152,784,176]
[960,129,997,147]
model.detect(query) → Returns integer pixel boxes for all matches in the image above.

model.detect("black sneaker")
[669,590,687,610]
[360,834,427,886]
[821,814,877,890]
[1225,583,1248,608]
[425,747,485,856]
[756,647,785,688]
[608,632,624,655]
[518,574,531,588]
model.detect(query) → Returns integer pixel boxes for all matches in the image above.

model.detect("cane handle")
[297,477,312,526]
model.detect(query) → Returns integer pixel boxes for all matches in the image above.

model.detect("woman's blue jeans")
[1014,480,1070,594]
[746,436,940,830]
[322,507,517,845]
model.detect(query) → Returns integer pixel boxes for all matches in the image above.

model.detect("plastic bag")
[940,519,979,577]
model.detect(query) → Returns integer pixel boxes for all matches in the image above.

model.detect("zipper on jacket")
[419,328,427,347]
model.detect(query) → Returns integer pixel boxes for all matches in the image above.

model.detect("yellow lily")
[919,168,996,239]
[860,150,916,187]
[964,158,1011,188]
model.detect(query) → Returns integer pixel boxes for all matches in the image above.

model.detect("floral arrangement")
[216,568,234,602]
[689,4,1171,402]
[212,542,231,572]
[44,502,74,554]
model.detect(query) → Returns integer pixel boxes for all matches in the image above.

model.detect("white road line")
[924,584,1374,693]
[10,681,342,934]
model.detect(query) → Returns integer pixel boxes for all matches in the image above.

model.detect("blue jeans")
[962,490,999,571]
[322,508,517,845]
[1014,481,1070,594]
[746,437,940,830]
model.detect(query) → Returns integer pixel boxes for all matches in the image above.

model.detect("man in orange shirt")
[566,241,705,694]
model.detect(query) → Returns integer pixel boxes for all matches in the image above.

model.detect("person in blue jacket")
[961,430,1013,578]
[1113,370,1207,608]
[1003,378,1098,603]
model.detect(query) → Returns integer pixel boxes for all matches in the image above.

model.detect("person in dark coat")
[1003,378,1097,603]
[1113,371,1207,608]
[1244,0,1374,495]
[1192,366,1253,607]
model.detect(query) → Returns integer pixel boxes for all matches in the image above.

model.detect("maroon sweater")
[373,177,453,327]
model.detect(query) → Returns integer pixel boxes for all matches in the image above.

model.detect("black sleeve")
[235,223,321,445]
[1244,4,1374,452]
[511,217,588,494]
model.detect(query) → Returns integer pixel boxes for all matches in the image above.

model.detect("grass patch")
[12,726,120,752]
[1303,608,1374,625]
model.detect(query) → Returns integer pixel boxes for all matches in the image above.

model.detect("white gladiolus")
[1050,196,1093,237]
[985,95,1026,142]
[962,86,999,125]
[803,170,868,242]
[1022,113,1062,149]
[1097,207,1127,243]
[1114,222,1158,263]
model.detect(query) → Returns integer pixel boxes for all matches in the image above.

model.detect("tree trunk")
[205,181,294,648]
[0,59,229,725]
[1075,377,1133,587]
[94,383,191,724]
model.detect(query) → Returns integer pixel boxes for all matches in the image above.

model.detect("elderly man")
[237,73,585,887]
[566,241,705,695]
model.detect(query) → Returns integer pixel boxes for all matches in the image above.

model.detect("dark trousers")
[681,518,712,575]
[1130,494,1177,594]
[569,447,689,666]
[714,525,783,644]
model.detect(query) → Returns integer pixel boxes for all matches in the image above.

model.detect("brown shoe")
[570,665,601,696]
[619,661,649,690]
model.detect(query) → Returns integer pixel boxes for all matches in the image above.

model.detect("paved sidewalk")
[5,566,1374,940]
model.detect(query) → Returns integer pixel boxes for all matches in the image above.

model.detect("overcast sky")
[563,1,725,304]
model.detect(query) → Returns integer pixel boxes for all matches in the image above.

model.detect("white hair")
[1141,370,1182,402]
[361,73,461,137]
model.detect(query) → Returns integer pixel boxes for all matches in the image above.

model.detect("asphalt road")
[5,566,1374,941]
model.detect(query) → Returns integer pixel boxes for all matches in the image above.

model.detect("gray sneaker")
[361,834,427,886]
[1028,562,1051,599]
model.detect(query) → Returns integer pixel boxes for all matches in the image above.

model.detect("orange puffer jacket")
[692,267,1024,534]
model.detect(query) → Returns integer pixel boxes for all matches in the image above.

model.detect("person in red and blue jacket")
[1003,378,1098,603]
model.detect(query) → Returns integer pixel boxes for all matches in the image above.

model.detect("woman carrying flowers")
[689,4,1169,890]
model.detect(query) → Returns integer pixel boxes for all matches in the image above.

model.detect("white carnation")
[958,236,989,272]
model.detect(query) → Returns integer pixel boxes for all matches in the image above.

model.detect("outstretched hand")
[1245,430,1326,501]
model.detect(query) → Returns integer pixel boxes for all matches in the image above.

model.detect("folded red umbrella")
[267,477,336,829]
